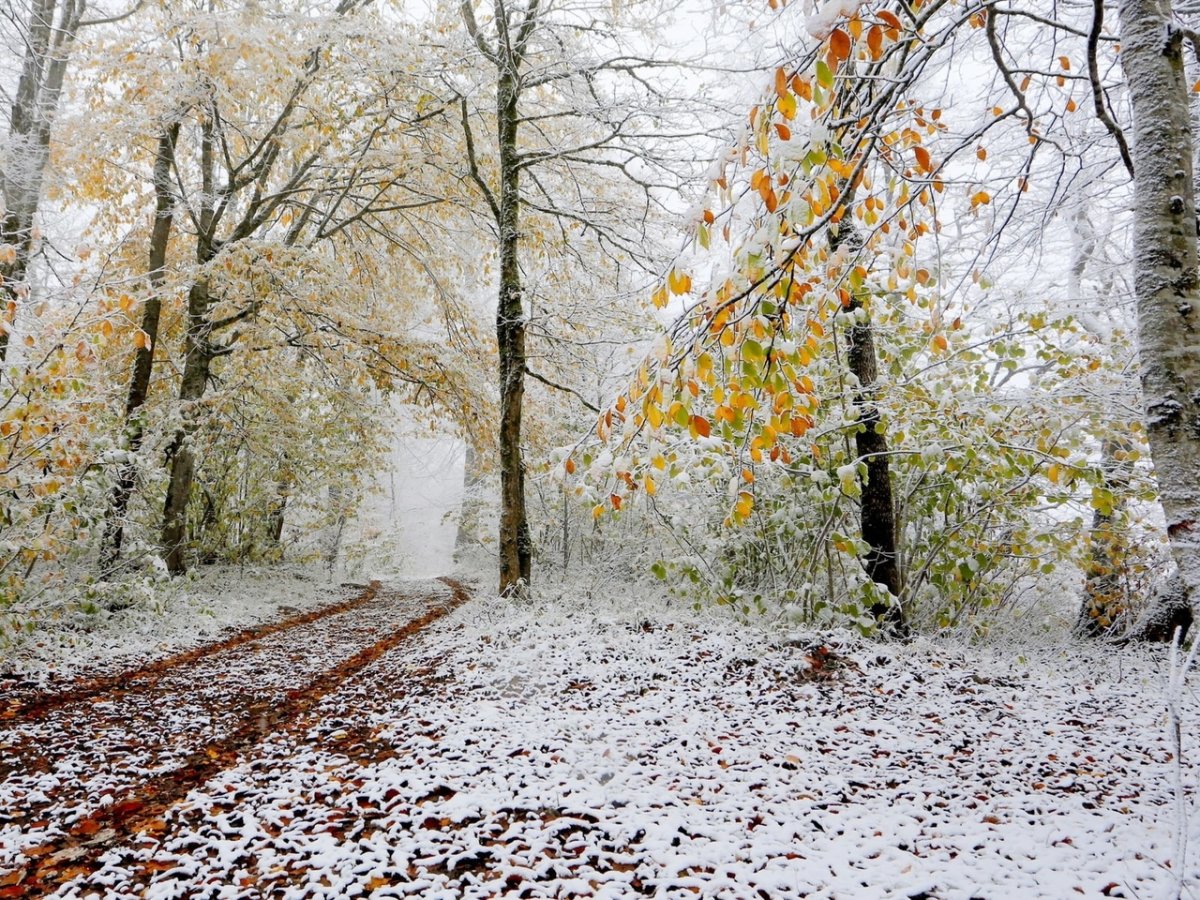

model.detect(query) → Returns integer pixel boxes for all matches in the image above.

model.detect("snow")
[0,564,360,685]
[26,586,1199,899]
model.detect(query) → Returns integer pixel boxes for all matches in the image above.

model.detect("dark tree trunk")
[161,277,216,575]
[1,0,84,361]
[830,204,905,635]
[100,123,179,572]
[161,116,217,576]
[845,297,905,635]
[496,72,531,595]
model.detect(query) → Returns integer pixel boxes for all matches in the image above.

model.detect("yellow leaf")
[668,270,692,295]
[647,404,664,429]
[134,330,150,350]
[774,67,788,99]
[735,491,754,519]
[777,91,796,121]
[970,191,991,208]
[592,504,605,520]
[652,453,667,470]
[645,475,657,496]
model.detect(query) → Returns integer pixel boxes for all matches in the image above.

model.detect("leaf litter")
[3,588,1197,899]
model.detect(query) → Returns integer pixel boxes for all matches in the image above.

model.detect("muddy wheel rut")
[1,581,383,725]
[0,577,471,898]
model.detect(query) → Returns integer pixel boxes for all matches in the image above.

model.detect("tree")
[1118,0,1198,641]
[99,122,177,571]
[455,0,693,596]
[1,0,87,363]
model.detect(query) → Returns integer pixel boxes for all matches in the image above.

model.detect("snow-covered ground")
[0,564,361,685]
[37,587,1199,900]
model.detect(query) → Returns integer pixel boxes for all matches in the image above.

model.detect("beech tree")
[454,0,697,595]
[1118,0,1198,640]
[580,0,1173,635]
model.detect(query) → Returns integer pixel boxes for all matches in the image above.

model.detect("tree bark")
[496,70,532,596]
[1079,437,1134,635]
[830,205,905,635]
[161,116,218,576]
[100,123,179,572]
[1,0,85,361]
[1119,0,1200,640]
[845,296,906,635]
[161,277,216,575]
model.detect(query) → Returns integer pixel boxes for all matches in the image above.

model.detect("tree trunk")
[1,0,84,361]
[1079,437,1134,635]
[454,442,481,555]
[845,296,905,635]
[161,277,216,575]
[1119,0,1200,641]
[100,123,179,572]
[831,205,905,635]
[496,72,531,596]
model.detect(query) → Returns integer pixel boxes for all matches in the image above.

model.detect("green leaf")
[816,60,834,88]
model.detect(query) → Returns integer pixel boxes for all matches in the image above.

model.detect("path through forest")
[0,577,471,897]
[1,581,1195,899]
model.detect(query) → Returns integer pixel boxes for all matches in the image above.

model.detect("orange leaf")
[829,28,851,62]
[565,458,576,475]
[914,146,932,173]
[691,415,711,438]
[610,493,623,510]
[867,25,883,57]
[877,10,902,32]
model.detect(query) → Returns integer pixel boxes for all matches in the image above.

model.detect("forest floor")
[0,576,1197,899]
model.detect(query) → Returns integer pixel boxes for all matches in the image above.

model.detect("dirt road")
[0,577,471,898]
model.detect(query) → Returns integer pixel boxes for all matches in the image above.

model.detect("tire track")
[0,578,471,898]
[0,581,381,724]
